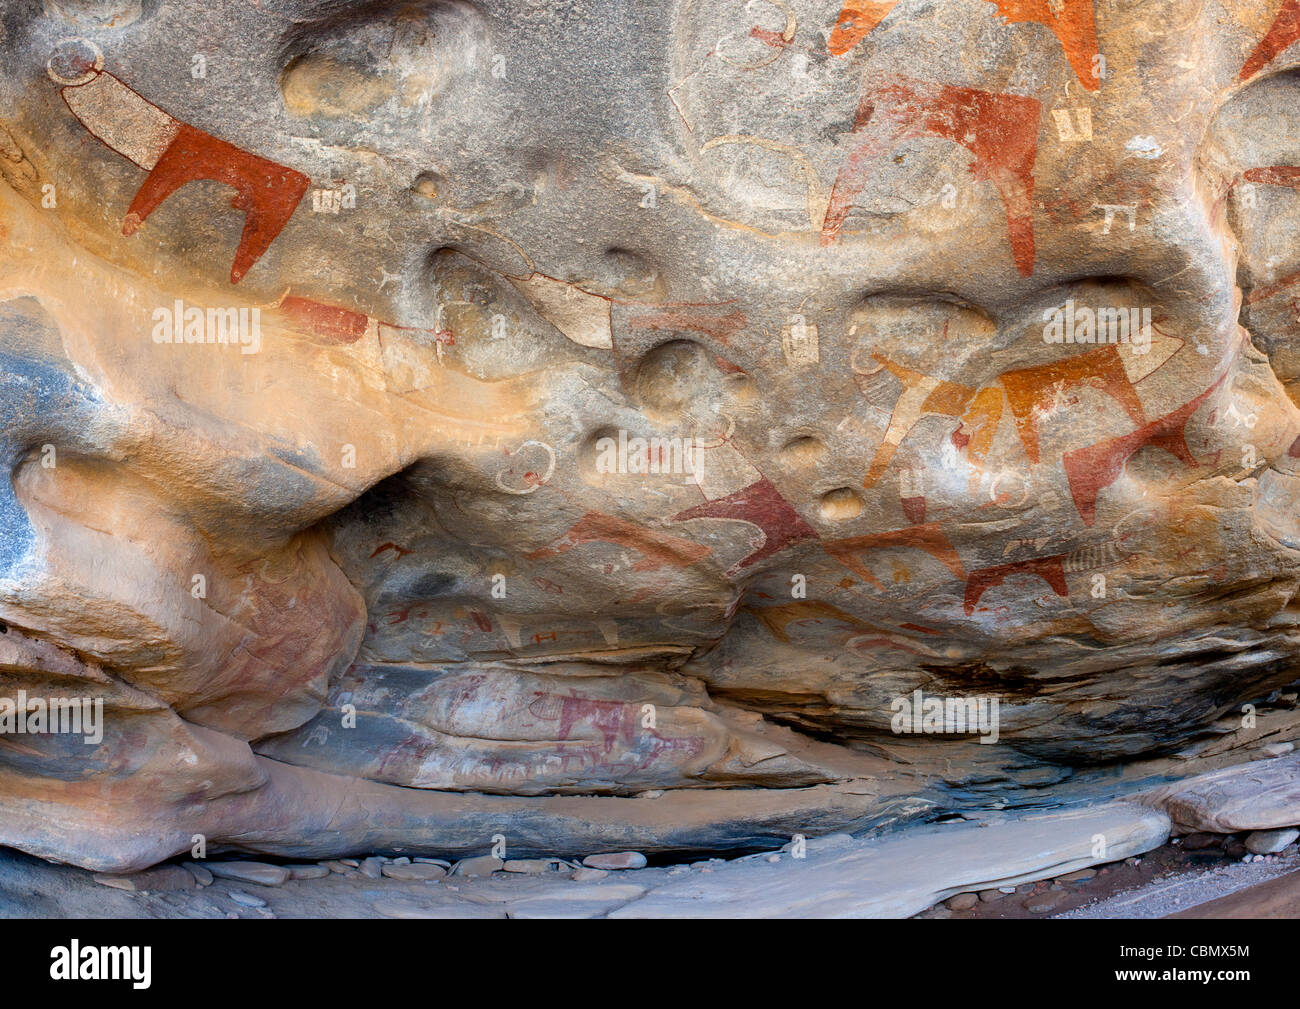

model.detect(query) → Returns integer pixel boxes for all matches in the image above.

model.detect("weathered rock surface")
[582,852,647,871]
[0,0,1299,873]
[503,858,563,874]
[1245,827,1298,853]
[206,862,291,887]
[183,862,213,886]
[92,865,197,892]
[381,862,446,881]
[1144,753,1300,832]
[610,802,1170,918]
[451,856,503,878]
[0,801,1171,918]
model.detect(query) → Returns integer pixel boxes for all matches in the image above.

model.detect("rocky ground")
[920,832,1300,919]
[0,844,792,920]
[5,752,1297,919]
[0,801,1292,919]
[5,825,1297,920]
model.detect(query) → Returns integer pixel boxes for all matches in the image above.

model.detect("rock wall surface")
[3,0,1300,871]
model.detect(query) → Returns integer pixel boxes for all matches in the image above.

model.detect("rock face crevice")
[4,0,1300,872]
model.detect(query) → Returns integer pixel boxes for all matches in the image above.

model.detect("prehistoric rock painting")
[254,664,830,794]
[1241,0,1300,80]
[525,511,714,572]
[827,1,901,54]
[281,296,370,343]
[989,0,1101,89]
[626,306,748,346]
[122,122,309,284]
[859,339,1179,489]
[822,522,965,588]
[1243,164,1300,196]
[5,0,1300,880]
[858,357,1005,488]
[821,75,1041,276]
[279,293,455,350]
[1000,349,1149,463]
[1063,367,1228,526]
[55,56,307,283]
[1237,183,1300,313]
[963,555,1068,615]
[742,598,881,642]
[671,475,819,575]
[827,0,1099,91]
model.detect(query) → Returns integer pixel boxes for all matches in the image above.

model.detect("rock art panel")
[1,0,1300,874]
[51,41,309,283]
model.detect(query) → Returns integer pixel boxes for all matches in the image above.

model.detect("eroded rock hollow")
[4,0,1300,872]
